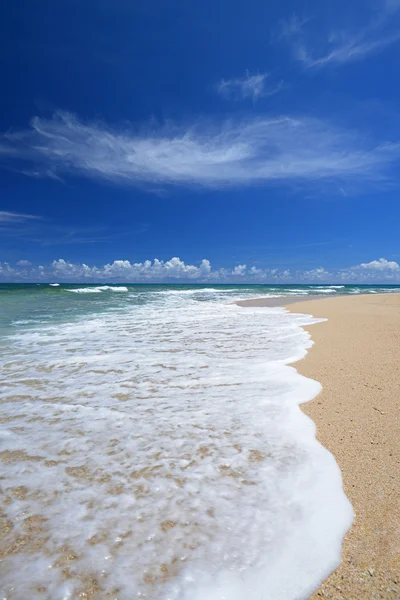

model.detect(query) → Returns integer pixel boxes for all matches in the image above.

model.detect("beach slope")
[287,294,400,599]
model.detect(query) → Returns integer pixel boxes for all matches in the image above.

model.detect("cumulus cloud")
[0,262,15,275]
[47,257,216,282]
[301,267,332,280]
[0,257,278,283]
[16,259,32,266]
[217,72,282,101]
[249,266,265,277]
[103,257,212,280]
[1,112,400,190]
[359,257,400,270]
[335,257,400,281]
[1,256,400,283]
[232,264,247,275]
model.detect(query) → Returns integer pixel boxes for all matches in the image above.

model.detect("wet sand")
[236,294,324,308]
[238,293,400,599]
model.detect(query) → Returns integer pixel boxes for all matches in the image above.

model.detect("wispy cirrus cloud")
[0,209,145,248]
[295,31,400,69]
[1,111,400,191]
[0,211,42,223]
[281,1,400,68]
[217,71,283,102]
[273,14,310,43]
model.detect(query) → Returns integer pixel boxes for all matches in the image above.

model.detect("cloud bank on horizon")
[1,256,399,284]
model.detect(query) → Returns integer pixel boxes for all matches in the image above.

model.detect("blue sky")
[1,0,400,282]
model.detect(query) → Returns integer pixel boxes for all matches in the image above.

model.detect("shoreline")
[235,293,328,307]
[239,293,400,599]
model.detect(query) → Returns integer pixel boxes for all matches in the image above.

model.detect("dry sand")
[241,293,400,599]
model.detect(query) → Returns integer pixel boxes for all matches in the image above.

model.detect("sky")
[1,0,400,283]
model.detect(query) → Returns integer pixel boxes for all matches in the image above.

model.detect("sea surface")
[0,283,398,599]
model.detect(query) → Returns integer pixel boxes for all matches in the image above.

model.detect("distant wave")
[154,288,239,295]
[313,285,344,289]
[312,285,344,290]
[49,283,60,287]
[67,286,129,294]
[97,286,129,292]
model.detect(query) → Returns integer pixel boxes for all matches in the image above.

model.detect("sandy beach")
[1,290,399,599]
[241,293,400,598]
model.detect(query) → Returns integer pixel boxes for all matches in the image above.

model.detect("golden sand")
[286,293,400,599]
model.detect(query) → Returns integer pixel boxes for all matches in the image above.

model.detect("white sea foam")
[153,288,239,295]
[313,285,344,289]
[67,285,129,293]
[97,285,129,292]
[0,292,353,600]
[67,287,102,293]
[49,283,60,287]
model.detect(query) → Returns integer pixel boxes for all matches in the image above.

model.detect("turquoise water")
[1,283,399,334]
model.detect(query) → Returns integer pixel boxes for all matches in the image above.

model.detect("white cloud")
[295,32,400,69]
[301,267,332,280]
[1,256,400,283]
[52,258,76,273]
[359,257,400,270]
[51,258,101,279]
[217,72,282,101]
[48,257,215,281]
[16,259,32,266]
[283,3,400,69]
[0,257,287,283]
[0,211,41,223]
[0,262,14,275]
[232,264,247,275]
[249,266,266,278]
[1,112,400,190]
[275,14,309,41]
[335,257,400,281]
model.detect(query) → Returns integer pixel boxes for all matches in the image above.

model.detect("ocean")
[0,283,398,599]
